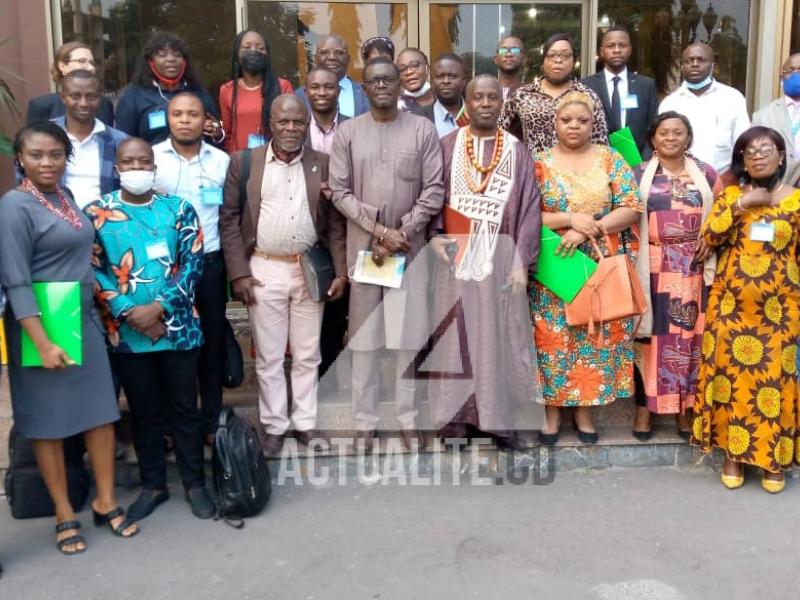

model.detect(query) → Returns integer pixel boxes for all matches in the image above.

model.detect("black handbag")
[5,426,89,519]
[222,319,244,388]
[300,245,336,302]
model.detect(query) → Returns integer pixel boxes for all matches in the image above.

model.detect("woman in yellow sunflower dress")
[694,127,800,493]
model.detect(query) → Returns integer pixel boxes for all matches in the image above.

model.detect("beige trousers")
[249,255,323,435]
[351,349,418,430]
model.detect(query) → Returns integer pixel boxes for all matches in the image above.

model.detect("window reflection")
[247,2,408,86]
[430,3,583,79]
[597,0,750,97]
[60,0,236,100]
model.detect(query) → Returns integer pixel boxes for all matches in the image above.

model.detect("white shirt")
[605,67,629,128]
[659,80,750,174]
[257,144,317,255]
[152,139,230,253]
[65,120,105,208]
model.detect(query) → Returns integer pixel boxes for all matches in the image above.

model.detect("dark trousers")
[196,251,227,434]
[113,350,205,491]
[319,288,349,377]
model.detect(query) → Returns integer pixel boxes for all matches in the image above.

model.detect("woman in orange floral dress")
[694,127,800,493]
[530,91,642,445]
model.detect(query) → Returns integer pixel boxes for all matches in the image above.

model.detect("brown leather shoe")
[356,430,376,453]
[400,430,427,452]
[294,429,322,448]
[260,432,285,457]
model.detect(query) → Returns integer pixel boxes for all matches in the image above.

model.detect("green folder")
[609,126,643,168]
[21,281,82,367]
[533,226,598,303]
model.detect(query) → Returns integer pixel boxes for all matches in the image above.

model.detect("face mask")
[784,72,800,97]
[683,73,713,90]
[119,169,155,195]
[240,50,268,73]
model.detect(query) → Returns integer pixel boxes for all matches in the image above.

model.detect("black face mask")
[240,50,268,74]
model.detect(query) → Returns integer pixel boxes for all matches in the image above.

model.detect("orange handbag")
[564,236,647,340]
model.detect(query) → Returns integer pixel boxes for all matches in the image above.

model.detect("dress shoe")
[294,429,322,448]
[632,428,653,442]
[185,485,216,519]
[126,488,170,522]
[356,430,376,453]
[260,432,285,457]
[537,431,559,446]
[400,430,427,452]
[576,429,599,445]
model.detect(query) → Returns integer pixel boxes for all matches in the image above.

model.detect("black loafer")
[127,488,170,522]
[185,485,216,519]
[576,429,599,445]
[537,431,559,446]
[632,429,653,442]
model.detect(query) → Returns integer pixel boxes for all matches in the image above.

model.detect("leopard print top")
[498,77,609,159]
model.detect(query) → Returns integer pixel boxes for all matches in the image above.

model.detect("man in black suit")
[581,26,658,159]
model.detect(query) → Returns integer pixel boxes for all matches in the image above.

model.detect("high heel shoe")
[761,472,785,494]
[573,415,598,445]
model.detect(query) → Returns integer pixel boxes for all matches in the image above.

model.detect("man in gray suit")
[581,26,658,159]
[753,53,800,186]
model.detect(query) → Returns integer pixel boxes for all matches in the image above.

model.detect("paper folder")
[21,281,82,367]
[533,226,598,303]
[609,127,643,168]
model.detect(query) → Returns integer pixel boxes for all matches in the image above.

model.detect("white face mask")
[118,169,155,195]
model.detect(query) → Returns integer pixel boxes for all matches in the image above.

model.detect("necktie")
[611,76,621,132]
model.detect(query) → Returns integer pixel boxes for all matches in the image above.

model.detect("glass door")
[244,0,418,86]
[421,0,590,79]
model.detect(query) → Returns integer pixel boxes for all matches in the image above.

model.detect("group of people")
[2,24,800,558]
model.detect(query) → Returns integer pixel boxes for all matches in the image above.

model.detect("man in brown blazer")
[220,94,347,456]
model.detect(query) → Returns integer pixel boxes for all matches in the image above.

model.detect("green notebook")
[534,226,598,303]
[609,126,643,168]
[21,281,82,367]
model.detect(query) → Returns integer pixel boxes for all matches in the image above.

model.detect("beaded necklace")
[22,178,83,230]
[464,128,504,194]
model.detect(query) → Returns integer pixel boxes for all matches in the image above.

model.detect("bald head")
[681,43,714,85]
[117,137,154,163]
[466,74,502,99]
[315,34,349,80]
[270,94,308,154]
[271,93,308,119]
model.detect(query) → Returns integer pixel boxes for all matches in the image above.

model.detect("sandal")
[55,520,86,555]
[93,506,139,538]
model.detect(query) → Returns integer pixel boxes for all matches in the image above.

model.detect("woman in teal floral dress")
[530,91,643,444]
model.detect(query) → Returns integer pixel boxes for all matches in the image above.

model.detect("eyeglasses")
[743,145,778,158]
[364,75,399,87]
[544,51,573,62]
[67,58,96,67]
[397,60,425,73]
[782,66,800,76]
[317,48,348,58]
[497,47,522,56]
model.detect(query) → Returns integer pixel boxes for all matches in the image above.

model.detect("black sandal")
[55,520,86,555]
[93,506,139,538]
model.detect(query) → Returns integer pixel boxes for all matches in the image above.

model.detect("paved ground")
[0,466,795,599]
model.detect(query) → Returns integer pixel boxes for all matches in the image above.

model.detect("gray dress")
[0,188,119,439]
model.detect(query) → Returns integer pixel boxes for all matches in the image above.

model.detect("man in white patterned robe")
[427,75,542,449]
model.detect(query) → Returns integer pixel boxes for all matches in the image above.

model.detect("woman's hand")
[126,302,165,332]
[694,238,713,263]
[555,229,588,257]
[569,213,604,239]
[740,188,771,209]
[38,343,75,369]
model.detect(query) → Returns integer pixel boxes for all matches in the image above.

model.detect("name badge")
[750,221,775,242]
[247,134,266,149]
[201,186,223,206]
[146,240,171,261]
[622,94,639,110]
[148,109,167,130]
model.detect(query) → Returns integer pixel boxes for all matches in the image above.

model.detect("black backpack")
[212,407,271,527]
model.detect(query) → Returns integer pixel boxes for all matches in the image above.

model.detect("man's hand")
[373,223,411,254]
[507,268,528,295]
[126,302,165,332]
[232,276,264,306]
[555,229,588,257]
[38,343,74,369]
[431,236,457,264]
[569,213,604,239]
[371,241,389,267]
[326,277,348,301]
[141,322,167,342]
